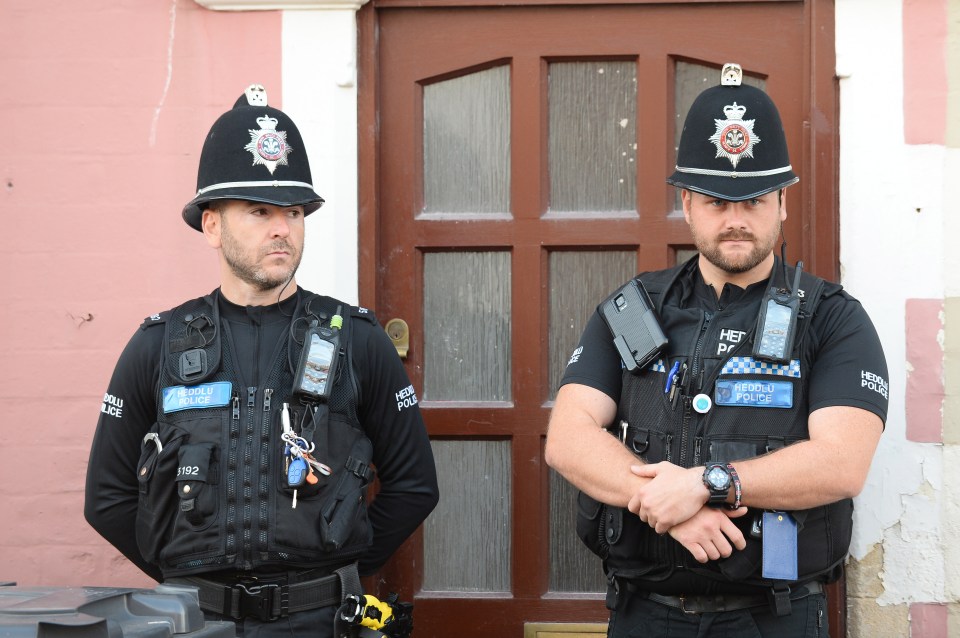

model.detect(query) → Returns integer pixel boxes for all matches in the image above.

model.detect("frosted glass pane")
[548,251,637,400]
[423,440,511,592]
[423,252,511,401]
[548,61,637,213]
[549,468,606,593]
[673,61,766,210]
[676,248,698,266]
[423,66,511,214]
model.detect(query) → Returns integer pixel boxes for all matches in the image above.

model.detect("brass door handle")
[385,318,409,359]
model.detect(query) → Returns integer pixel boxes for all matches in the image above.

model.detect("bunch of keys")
[281,403,332,508]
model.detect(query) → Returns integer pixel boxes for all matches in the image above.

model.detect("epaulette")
[139,310,170,331]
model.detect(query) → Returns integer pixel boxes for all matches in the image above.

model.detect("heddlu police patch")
[163,382,233,413]
[715,379,793,408]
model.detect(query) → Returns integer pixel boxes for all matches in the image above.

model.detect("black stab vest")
[135,292,375,578]
[577,260,851,588]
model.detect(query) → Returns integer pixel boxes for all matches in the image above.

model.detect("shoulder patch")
[139,311,170,331]
[351,306,378,324]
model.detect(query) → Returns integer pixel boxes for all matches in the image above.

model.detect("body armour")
[135,292,375,578]
[577,259,849,588]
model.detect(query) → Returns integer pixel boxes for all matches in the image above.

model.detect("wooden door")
[358,2,838,636]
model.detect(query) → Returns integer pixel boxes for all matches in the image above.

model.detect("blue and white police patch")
[163,382,233,413]
[715,379,793,408]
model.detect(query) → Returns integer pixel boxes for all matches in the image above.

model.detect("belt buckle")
[236,582,281,621]
[679,596,700,615]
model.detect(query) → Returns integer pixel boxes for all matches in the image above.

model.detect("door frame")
[356,0,842,634]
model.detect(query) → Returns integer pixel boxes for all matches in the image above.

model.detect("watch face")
[706,465,731,490]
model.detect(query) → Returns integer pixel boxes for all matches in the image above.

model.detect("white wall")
[838,0,956,612]
[284,7,362,305]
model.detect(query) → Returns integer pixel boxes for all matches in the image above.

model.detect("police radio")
[293,309,342,402]
[752,262,803,363]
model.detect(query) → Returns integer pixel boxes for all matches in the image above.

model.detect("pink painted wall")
[0,0,282,587]
[910,603,948,638]
[903,0,949,144]
[905,299,944,443]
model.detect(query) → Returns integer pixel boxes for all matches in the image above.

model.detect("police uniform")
[559,66,888,636]
[84,86,438,638]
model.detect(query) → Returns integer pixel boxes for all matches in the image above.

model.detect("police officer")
[545,64,887,637]
[84,85,439,638]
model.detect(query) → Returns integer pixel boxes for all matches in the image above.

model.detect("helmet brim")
[182,186,324,231]
[666,171,798,202]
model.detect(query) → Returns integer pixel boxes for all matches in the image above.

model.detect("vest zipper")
[226,391,240,560]
[690,311,714,394]
[241,386,257,569]
[258,388,273,560]
[680,311,713,466]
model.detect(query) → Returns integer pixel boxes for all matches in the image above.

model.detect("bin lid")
[0,585,235,638]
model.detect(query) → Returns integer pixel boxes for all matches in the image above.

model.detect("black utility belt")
[171,572,342,621]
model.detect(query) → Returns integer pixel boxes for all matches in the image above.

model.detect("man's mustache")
[718,231,755,241]
[262,241,295,255]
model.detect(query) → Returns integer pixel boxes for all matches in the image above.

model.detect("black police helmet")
[182,84,325,231]
[667,63,798,202]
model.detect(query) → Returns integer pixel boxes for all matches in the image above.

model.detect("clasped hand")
[628,461,748,563]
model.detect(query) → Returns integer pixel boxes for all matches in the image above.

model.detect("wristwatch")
[702,462,733,507]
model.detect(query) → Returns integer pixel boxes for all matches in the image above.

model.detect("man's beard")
[692,226,780,274]
[221,224,303,292]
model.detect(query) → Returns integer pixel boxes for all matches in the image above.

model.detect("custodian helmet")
[666,63,798,201]
[182,84,325,231]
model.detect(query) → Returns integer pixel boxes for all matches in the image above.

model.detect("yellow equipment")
[339,593,413,638]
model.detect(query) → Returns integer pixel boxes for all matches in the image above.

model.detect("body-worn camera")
[600,279,668,372]
[293,313,342,402]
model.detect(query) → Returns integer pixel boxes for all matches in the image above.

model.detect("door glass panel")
[547,250,637,401]
[549,468,606,592]
[423,251,511,401]
[548,60,637,215]
[547,250,635,592]
[673,61,766,211]
[676,247,698,266]
[423,65,511,216]
[422,440,512,592]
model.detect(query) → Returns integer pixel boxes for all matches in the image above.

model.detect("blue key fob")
[287,457,308,487]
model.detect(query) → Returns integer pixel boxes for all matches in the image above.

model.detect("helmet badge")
[708,102,760,169]
[244,115,293,174]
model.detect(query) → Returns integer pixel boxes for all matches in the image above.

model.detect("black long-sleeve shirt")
[84,288,438,581]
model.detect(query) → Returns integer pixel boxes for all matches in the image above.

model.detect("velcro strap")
[170,333,209,354]
[345,456,374,481]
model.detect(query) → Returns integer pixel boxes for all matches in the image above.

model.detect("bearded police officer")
[545,64,887,637]
[84,85,439,638]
